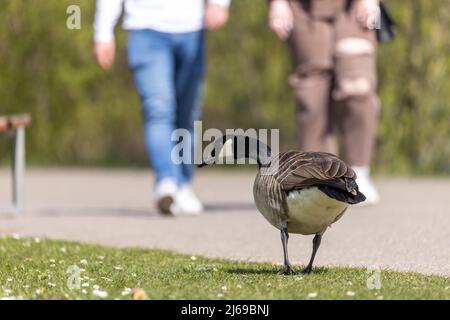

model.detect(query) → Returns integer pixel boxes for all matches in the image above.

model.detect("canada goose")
[199,134,365,274]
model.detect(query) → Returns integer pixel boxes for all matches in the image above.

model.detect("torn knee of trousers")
[333,37,375,100]
[334,77,372,100]
[335,37,374,56]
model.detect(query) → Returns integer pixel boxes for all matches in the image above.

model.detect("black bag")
[377,2,396,43]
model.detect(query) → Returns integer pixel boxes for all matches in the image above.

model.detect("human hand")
[93,41,116,71]
[205,3,229,30]
[269,0,294,40]
[356,0,380,30]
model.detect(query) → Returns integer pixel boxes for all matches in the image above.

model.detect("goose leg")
[302,234,322,274]
[278,227,294,275]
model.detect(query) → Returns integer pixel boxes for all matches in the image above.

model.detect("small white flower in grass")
[79,268,86,273]
[217,293,224,298]
[97,256,104,260]
[114,266,123,270]
[3,289,12,295]
[307,292,318,298]
[236,285,242,289]
[196,266,208,272]
[348,281,353,286]
[93,289,108,298]
[445,286,450,291]
[221,286,227,291]
[6,278,13,282]
[48,283,56,287]
[34,237,41,243]
[49,259,56,263]
[23,285,30,289]
[190,256,197,261]
[131,273,137,277]
[121,288,132,296]
[100,277,112,282]
[50,264,56,268]
[93,285,100,290]
[83,276,90,280]
[35,289,42,295]
[60,246,66,253]
[81,283,90,287]
[346,291,356,297]
[81,289,87,295]
[80,259,87,265]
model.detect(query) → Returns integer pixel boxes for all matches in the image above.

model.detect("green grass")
[0,237,449,300]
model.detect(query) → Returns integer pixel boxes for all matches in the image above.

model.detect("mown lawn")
[0,237,449,300]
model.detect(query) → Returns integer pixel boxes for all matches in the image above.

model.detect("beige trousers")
[288,0,380,166]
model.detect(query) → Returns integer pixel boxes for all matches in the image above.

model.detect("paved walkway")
[1,169,449,276]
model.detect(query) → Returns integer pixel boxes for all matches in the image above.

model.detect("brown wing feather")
[271,151,357,194]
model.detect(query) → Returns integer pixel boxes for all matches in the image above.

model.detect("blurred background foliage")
[0,0,449,174]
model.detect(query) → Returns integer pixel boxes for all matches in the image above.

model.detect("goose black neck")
[229,135,272,169]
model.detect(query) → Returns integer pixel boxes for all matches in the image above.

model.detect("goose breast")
[285,188,348,235]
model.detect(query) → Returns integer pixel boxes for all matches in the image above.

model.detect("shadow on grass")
[226,266,330,276]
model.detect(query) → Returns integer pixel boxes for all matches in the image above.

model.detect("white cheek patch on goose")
[217,138,234,164]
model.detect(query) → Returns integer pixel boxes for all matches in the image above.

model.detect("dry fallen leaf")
[131,288,147,300]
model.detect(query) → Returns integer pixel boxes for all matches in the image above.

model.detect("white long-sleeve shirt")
[94,0,231,42]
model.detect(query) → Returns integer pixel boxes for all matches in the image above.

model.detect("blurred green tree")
[0,0,449,174]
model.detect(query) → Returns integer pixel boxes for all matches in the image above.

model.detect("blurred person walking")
[94,0,231,215]
[269,0,381,205]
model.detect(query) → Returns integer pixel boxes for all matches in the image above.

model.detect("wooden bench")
[0,114,31,216]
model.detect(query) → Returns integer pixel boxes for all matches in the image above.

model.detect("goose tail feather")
[318,185,366,205]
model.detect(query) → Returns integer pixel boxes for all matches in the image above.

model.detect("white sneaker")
[155,178,178,215]
[172,185,204,216]
[353,166,380,206]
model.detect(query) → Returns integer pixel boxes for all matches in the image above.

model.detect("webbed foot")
[278,266,295,275]
[301,266,313,274]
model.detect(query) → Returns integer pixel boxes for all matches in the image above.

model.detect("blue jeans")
[127,29,205,185]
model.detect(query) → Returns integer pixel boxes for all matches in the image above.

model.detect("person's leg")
[174,31,205,185]
[288,1,337,154]
[332,6,380,204]
[127,29,180,212]
[127,29,177,184]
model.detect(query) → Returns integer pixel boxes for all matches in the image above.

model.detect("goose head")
[198,134,271,168]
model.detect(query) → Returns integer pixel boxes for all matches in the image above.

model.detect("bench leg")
[12,127,25,216]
